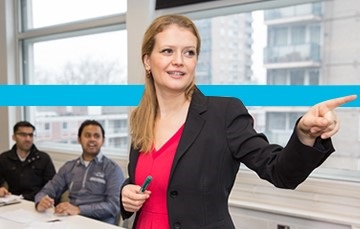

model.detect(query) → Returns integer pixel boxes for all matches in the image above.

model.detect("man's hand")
[54,202,80,216]
[36,195,54,212]
[0,187,10,197]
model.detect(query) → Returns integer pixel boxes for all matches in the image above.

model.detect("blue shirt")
[35,152,124,225]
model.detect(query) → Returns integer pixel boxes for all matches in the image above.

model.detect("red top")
[135,125,184,229]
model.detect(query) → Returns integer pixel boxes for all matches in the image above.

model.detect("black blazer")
[121,88,334,229]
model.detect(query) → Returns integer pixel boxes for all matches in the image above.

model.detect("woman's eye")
[161,49,173,55]
[184,50,196,57]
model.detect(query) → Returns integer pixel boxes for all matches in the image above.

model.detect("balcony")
[264,43,320,67]
[264,3,322,22]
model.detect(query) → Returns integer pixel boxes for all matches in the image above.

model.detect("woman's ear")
[143,54,150,71]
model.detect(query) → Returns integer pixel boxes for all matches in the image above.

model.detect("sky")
[32,0,127,27]
[31,0,127,74]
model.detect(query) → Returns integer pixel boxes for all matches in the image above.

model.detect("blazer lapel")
[169,88,207,178]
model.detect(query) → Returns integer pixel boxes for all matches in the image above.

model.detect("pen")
[140,175,152,192]
[47,219,61,223]
[45,195,55,209]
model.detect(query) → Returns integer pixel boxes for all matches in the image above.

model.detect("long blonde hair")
[130,14,201,152]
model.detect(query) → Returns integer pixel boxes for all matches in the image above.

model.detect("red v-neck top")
[135,124,184,229]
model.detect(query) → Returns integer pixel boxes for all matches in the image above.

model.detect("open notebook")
[0,194,22,206]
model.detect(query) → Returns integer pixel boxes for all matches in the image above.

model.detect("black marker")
[47,219,61,223]
[140,175,152,192]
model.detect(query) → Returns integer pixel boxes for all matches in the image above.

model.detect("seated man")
[0,121,56,201]
[35,120,124,225]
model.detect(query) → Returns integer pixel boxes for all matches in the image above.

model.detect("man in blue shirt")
[35,120,124,225]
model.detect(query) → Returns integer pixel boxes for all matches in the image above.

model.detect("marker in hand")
[140,175,152,192]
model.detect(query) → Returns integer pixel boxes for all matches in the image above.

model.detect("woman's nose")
[172,52,184,66]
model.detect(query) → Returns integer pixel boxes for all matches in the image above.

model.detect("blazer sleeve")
[225,98,334,189]
[120,145,138,220]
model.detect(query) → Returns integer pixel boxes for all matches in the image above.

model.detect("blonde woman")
[120,14,356,229]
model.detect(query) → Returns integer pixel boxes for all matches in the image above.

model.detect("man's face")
[78,125,104,157]
[12,126,34,152]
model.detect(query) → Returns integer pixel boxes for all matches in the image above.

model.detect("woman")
[120,14,356,229]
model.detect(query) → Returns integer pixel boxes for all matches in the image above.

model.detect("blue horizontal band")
[0,85,359,107]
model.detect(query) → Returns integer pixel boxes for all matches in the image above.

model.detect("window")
[22,0,127,29]
[13,0,360,181]
[289,69,304,85]
[189,1,360,182]
[291,26,306,45]
[19,0,128,156]
[268,68,319,85]
[26,31,127,84]
[266,112,303,146]
[270,27,288,46]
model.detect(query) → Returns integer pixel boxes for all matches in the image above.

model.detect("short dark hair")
[77,120,105,138]
[13,121,35,133]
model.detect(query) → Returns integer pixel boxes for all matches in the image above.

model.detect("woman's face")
[144,24,198,95]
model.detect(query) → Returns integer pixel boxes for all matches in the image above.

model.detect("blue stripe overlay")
[0,85,359,107]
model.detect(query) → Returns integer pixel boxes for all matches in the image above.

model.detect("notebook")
[0,194,22,207]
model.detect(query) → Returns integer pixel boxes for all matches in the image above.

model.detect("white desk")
[0,199,125,229]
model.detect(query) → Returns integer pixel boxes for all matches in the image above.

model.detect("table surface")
[0,199,125,229]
